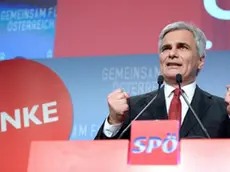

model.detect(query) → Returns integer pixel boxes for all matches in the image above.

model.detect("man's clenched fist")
[107,89,130,124]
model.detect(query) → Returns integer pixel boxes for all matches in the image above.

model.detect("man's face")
[159,29,204,84]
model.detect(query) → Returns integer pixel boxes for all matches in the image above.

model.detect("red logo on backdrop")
[0,59,73,172]
[129,120,180,165]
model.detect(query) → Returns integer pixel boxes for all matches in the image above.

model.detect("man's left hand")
[225,85,230,114]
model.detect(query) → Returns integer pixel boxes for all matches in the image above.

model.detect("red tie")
[168,88,182,124]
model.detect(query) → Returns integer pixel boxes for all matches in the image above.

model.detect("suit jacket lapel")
[180,86,211,138]
[148,86,168,120]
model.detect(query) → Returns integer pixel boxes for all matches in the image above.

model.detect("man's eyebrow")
[161,44,171,49]
[177,42,191,47]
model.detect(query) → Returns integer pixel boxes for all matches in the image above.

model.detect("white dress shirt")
[103,81,197,137]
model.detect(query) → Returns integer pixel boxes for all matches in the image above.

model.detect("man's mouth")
[166,62,182,67]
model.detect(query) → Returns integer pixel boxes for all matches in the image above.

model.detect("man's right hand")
[107,89,130,125]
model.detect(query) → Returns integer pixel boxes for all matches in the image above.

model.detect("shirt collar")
[164,81,197,99]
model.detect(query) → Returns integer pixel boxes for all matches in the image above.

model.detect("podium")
[27,140,129,172]
[27,120,230,172]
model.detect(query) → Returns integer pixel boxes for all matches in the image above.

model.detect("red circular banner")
[0,59,73,172]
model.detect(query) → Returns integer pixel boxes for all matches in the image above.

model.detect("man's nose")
[169,48,178,58]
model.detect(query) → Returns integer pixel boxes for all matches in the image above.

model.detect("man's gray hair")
[158,21,207,57]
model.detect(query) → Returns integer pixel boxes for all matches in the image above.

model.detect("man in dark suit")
[94,21,230,140]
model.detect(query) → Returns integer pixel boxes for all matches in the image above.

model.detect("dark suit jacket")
[94,85,230,140]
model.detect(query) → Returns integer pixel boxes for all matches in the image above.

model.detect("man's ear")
[198,56,205,70]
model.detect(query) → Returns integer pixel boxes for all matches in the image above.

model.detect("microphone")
[176,74,211,139]
[117,75,164,139]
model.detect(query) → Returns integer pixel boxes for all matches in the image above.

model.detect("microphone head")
[176,74,182,84]
[157,75,164,85]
